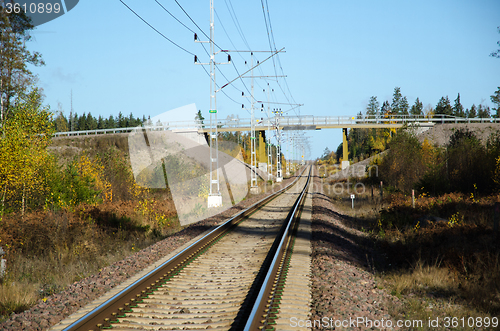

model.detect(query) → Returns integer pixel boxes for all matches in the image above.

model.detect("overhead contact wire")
[153,0,247,107]
[119,0,195,56]
[174,0,224,51]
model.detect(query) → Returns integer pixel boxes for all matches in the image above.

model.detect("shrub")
[447,129,488,193]
[417,129,500,195]
[378,130,426,193]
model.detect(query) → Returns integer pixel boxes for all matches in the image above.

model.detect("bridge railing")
[53,115,499,137]
[254,115,499,128]
[53,121,205,137]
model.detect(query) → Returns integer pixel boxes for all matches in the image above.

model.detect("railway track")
[58,166,312,331]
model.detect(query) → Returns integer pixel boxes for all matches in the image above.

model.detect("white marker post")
[351,194,355,209]
[0,246,5,280]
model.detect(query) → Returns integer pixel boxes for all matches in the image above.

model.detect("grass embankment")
[322,174,500,329]
[0,201,179,320]
[0,135,180,322]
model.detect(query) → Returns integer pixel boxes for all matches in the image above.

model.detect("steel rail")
[243,166,311,331]
[63,167,307,331]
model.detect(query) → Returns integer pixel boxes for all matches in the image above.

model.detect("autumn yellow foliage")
[0,88,54,217]
[75,154,112,203]
[493,155,500,190]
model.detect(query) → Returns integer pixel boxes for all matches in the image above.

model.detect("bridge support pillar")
[342,128,349,170]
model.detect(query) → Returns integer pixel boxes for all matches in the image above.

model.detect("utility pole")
[241,54,278,192]
[250,54,257,192]
[286,131,292,176]
[241,97,257,191]
[194,0,231,208]
[273,108,283,182]
[266,85,273,181]
[216,49,284,189]
[293,134,299,171]
[241,56,257,192]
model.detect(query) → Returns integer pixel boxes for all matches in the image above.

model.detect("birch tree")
[0,88,53,216]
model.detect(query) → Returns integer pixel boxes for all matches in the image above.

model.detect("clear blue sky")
[27,0,500,158]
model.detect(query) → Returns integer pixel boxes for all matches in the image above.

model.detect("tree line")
[364,86,500,118]
[319,86,500,164]
[53,111,152,132]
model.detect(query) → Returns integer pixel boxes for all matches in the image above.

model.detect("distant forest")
[53,111,152,132]
[317,86,500,164]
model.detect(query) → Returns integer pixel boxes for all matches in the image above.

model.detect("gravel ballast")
[309,171,403,330]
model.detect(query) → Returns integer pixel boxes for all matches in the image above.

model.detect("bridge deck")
[53,115,497,137]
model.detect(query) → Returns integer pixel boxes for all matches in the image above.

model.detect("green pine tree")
[400,96,409,115]
[435,96,453,116]
[97,115,105,129]
[86,112,97,130]
[366,96,379,116]
[391,87,403,115]
[477,104,491,118]
[77,113,87,131]
[466,104,477,118]
[410,97,423,116]
[453,93,465,117]
[0,4,44,134]
[117,111,126,128]
[381,100,391,116]
[490,87,500,118]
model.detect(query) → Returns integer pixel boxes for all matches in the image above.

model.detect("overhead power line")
[219,48,285,91]
[214,8,245,62]
[214,8,253,97]
[260,0,299,114]
[122,0,291,117]
[199,64,246,109]
[153,0,196,35]
[260,0,277,79]
[118,0,195,56]
[224,0,251,50]
[151,0,247,103]
[174,0,223,51]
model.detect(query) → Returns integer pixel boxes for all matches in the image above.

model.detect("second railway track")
[58,166,312,331]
